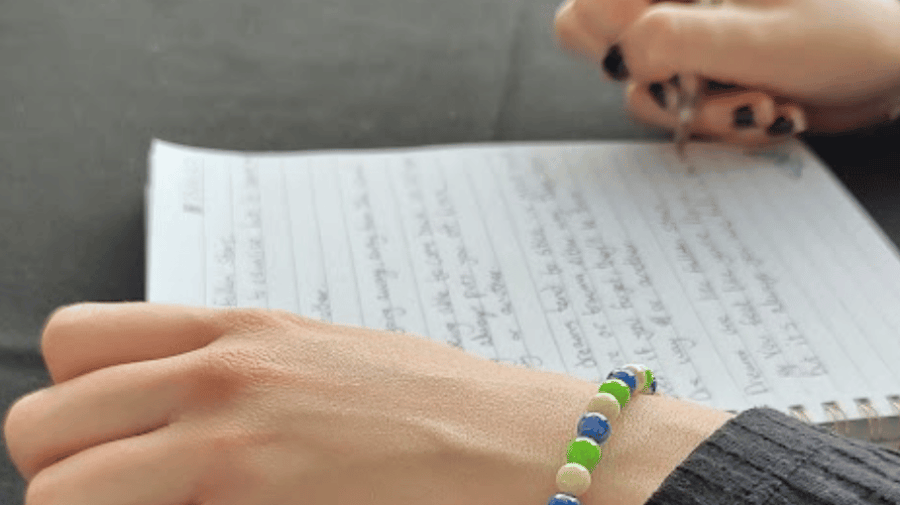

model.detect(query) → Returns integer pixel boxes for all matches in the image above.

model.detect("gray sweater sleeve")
[645,408,900,505]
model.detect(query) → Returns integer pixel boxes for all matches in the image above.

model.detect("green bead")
[598,379,631,407]
[643,369,655,393]
[567,438,602,472]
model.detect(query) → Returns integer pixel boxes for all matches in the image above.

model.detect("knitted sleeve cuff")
[645,407,900,505]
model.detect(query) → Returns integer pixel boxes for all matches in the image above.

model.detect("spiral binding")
[889,396,900,452]
[788,397,900,451]
[856,399,881,441]
[823,402,848,436]
[788,404,812,424]
[889,396,900,416]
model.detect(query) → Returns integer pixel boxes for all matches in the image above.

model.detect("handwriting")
[351,166,405,332]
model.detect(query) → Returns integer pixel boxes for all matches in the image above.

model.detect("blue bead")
[648,379,658,394]
[607,368,638,393]
[577,412,611,445]
[547,493,581,505]
[607,368,638,392]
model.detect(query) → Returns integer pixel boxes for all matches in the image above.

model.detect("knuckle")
[207,307,286,335]
[567,0,590,20]
[179,309,312,398]
[186,345,290,398]
[604,1,645,34]
[639,7,678,40]
[567,0,607,37]
[628,8,679,78]
[266,308,306,326]
[186,350,254,393]
[554,12,580,46]
[554,1,601,53]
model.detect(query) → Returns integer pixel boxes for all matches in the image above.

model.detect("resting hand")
[555,0,900,147]
[4,302,735,505]
[4,302,590,505]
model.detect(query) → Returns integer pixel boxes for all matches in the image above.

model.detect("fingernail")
[733,105,755,128]
[668,75,680,89]
[767,116,794,136]
[707,80,738,91]
[649,82,667,109]
[602,45,629,81]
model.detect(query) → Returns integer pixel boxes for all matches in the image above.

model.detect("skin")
[554,0,900,148]
[3,302,732,505]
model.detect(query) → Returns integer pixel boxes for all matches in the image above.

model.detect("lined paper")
[147,139,900,428]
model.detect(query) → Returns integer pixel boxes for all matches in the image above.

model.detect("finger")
[554,0,606,59]
[4,354,199,481]
[627,81,778,135]
[41,302,246,384]
[619,3,786,85]
[24,425,208,505]
[626,82,806,148]
[716,102,807,148]
[554,0,647,60]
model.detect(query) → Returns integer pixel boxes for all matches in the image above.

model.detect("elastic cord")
[545,364,658,505]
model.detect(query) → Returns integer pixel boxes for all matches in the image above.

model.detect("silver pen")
[674,73,702,162]
[673,0,723,161]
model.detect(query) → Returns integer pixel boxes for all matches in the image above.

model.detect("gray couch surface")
[2,0,898,502]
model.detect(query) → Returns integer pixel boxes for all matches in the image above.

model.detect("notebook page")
[599,145,900,423]
[693,148,900,420]
[146,139,900,424]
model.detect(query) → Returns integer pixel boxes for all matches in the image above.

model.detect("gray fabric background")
[1,0,898,502]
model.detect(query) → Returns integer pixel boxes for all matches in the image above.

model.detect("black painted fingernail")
[602,45,629,81]
[668,75,680,89]
[649,82,667,109]
[708,80,738,91]
[767,116,794,136]
[733,105,754,128]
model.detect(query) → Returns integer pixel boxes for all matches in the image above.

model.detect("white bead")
[622,364,647,392]
[556,463,592,496]
[586,392,620,422]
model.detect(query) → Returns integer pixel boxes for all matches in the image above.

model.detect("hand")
[4,302,598,505]
[554,0,900,148]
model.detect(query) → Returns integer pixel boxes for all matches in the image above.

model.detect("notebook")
[145,138,900,449]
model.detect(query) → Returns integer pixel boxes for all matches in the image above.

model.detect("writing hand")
[555,0,900,147]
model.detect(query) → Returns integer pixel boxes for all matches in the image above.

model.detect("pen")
[673,0,724,161]
[674,74,701,162]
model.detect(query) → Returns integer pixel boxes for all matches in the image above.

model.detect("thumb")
[619,3,788,86]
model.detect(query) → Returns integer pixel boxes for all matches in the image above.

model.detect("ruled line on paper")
[146,139,900,421]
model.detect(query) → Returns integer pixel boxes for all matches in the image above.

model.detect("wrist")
[501,370,733,505]
[581,392,734,505]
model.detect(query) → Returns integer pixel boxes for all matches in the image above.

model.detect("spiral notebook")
[145,138,900,449]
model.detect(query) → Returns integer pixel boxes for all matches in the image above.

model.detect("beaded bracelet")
[546,364,658,505]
